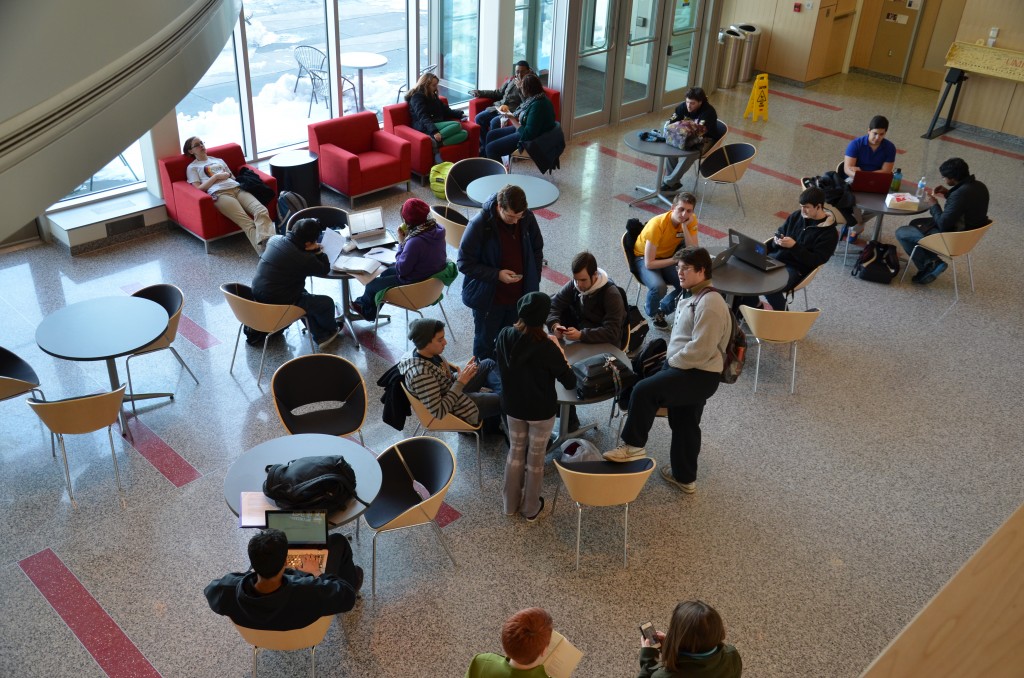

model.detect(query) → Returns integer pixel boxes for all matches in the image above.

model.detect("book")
[541,631,583,678]
[240,491,278,528]
[332,256,381,274]
[885,192,920,210]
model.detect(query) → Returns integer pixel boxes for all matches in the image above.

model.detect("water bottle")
[916,176,927,198]
[890,168,902,193]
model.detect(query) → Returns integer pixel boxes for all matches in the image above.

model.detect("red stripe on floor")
[121,415,201,488]
[944,135,1024,161]
[803,123,907,154]
[355,326,398,364]
[769,90,842,111]
[534,208,560,220]
[543,267,570,286]
[751,164,802,185]
[435,501,461,528]
[176,315,221,350]
[728,126,766,141]
[775,211,790,219]
[698,223,727,239]
[593,144,659,172]
[615,194,663,215]
[19,549,162,678]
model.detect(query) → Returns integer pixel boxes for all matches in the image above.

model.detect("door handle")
[667,45,674,56]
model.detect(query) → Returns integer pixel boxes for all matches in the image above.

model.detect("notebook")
[729,228,785,272]
[850,170,894,194]
[321,228,380,274]
[348,206,397,248]
[265,510,330,576]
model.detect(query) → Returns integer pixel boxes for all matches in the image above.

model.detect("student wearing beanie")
[353,198,447,321]
[252,217,341,349]
[494,292,575,521]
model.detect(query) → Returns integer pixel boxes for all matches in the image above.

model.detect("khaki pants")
[214,187,274,253]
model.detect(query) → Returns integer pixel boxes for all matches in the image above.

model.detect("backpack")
[276,190,308,235]
[851,240,900,284]
[263,455,368,513]
[693,288,747,384]
[571,353,636,400]
[805,171,857,226]
[616,337,667,408]
[429,161,454,200]
[616,285,649,356]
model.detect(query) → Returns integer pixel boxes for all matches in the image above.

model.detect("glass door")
[617,0,663,120]
[573,0,617,132]
[660,0,702,107]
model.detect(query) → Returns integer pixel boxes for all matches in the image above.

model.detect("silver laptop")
[710,244,737,270]
[728,228,785,272]
[265,510,329,575]
[348,207,396,249]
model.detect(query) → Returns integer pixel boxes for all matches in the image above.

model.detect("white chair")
[372,278,453,349]
[232,615,334,678]
[898,221,994,319]
[789,265,824,311]
[739,306,821,394]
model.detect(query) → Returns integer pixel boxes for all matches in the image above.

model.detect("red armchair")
[468,86,561,122]
[382,98,480,181]
[158,143,277,253]
[308,111,411,207]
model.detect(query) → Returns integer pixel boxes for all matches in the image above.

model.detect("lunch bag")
[851,240,900,284]
[263,455,368,512]
[572,353,635,400]
[429,161,454,200]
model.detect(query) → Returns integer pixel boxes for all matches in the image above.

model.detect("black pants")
[324,533,359,587]
[621,365,720,483]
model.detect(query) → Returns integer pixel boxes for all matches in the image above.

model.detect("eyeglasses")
[190,140,205,149]
[677,265,695,273]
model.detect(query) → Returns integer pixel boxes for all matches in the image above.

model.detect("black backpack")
[616,337,667,408]
[263,455,368,513]
[851,240,900,284]
[616,285,649,356]
[805,171,857,226]
[276,191,308,235]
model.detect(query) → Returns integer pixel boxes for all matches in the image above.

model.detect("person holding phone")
[458,184,544,361]
[484,73,557,167]
[637,600,742,677]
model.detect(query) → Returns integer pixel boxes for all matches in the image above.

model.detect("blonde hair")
[405,73,439,101]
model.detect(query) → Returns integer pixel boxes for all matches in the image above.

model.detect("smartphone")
[640,622,660,648]
[510,273,523,281]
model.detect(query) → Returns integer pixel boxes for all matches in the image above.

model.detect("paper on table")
[365,247,397,265]
[240,491,277,528]
[541,631,583,678]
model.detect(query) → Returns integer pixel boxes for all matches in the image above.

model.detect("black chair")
[445,158,507,209]
[1,346,53,455]
[125,284,199,416]
[271,355,367,445]
[362,436,457,595]
[284,205,350,234]
[621,221,645,306]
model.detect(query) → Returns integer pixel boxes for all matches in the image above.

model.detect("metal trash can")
[731,24,762,83]
[718,28,744,89]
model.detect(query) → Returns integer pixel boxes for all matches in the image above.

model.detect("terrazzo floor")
[1,72,1023,677]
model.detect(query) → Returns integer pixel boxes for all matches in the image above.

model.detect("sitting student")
[352,198,447,321]
[547,251,626,347]
[252,217,341,350]
[183,136,274,255]
[484,73,556,167]
[637,600,742,678]
[465,607,554,678]
[204,528,362,631]
[634,192,699,329]
[661,87,720,193]
[842,115,897,244]
[895,157,989,285]
[406,73,468,164]
[738,187,839,311]
[399,318,501,428]
[472,60,531,150]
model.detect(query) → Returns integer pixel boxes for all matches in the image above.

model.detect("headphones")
[638,130,666,143]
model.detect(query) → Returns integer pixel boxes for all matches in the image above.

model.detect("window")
[513,0,554,78]
[434,0,478,102]
[339,0,409,118]
[175,33,244,151]
[59,140,145,202]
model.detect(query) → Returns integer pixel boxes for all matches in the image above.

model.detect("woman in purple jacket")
[353,198,447,321]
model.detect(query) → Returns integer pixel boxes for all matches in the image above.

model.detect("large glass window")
[434,0,478,103]
[59,140,145,202]
[664,0,697,93]
[175,33,244,151]
[246,0,330,155]
[513,0,555,79]
[339,0,409,118]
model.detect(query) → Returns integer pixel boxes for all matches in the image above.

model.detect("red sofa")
[158,143,277,253]
[468,86,561,122]
[382,98,480,181]
[307,111,411,207]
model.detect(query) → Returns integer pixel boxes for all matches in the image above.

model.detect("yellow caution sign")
[744,74,769,121]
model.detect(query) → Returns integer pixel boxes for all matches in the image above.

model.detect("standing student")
[637,600,742,678]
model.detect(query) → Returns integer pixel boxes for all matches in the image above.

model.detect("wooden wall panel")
[1003,85,1024,137]
[764,0,820,81]
[852,0,884,68]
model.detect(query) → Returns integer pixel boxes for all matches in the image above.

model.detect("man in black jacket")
[896,157,990,285]
[252,217,340,349]
[204,528,362,631]
[546,251,625,348]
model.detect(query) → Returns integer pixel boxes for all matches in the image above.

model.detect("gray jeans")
[502,415,555,517]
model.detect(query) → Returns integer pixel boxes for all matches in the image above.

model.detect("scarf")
[512,92,545,120]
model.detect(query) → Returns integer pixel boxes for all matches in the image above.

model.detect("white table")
[339,52,389,112]
[467,174,560,209]
[623,130,700,207]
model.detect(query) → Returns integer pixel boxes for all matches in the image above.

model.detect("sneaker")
[915,260,947,285]
[525,497,545,522]
[603,443,647,463]
[652,311,669,330]
[659,466,696,493]
[317,329,340,350]
[659,181,682,193]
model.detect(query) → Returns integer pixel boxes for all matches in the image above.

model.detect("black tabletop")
[224,434,382,527]
[623,130,700,161]
[269,150,318,168]
[35,296,169,362]
[712,258,789,297]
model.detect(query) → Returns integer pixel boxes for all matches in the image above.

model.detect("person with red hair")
[465,607,554,677]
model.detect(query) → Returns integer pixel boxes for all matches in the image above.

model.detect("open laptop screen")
[265,510,328,547]
[348,207,385,236]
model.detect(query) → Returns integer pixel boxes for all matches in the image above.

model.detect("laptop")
[728,228,785,272]
[348,206,397,249]
[710,244,737,270]
[265,510,329,575]
[849,171,894,194]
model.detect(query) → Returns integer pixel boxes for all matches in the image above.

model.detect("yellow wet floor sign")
[744,74,769,121]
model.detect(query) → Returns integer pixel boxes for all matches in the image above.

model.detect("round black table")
[467,174,560,209]
[550,342,630,452]
[623,130,700,207]
[854,191,933,241]
[224,433,382,528]
[712,257,790,306]
[270,150,321,207]
[36,296,169,430]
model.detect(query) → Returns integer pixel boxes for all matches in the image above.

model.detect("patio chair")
[232,615,335,678]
